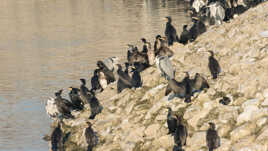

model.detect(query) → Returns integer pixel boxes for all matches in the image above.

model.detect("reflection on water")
[0,0,190,150]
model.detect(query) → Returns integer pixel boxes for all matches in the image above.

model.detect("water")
[0,0,190,150]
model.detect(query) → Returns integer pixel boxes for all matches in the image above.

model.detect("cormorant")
[165,16,179,46]
[90,69,103,93]
[79,79,103,119]
[97,60,115,84]
[191,73,209,93]
[85,122,98,151]
[54,90,74,119]
[206,122,220,151]
[181,72,192,103]
[179,25,190,45]
[174,116,188,148]
[68,87,84,111]
[165,79,186,99]
[51,122,64,151]
[167,107,177,135]
[117,64,133,93]
[131,66,142,88]
[208,51,221,79]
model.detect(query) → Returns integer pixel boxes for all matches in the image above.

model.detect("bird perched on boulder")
[206,122,221,151]
[85,122,98,151]
[165,16,179,46]
[174,116,188,148]
[208,51,221,79]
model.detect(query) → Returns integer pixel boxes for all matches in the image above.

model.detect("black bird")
[167,107,177,135]
[79,79,103,119]
[55,90,74,119]
[127,44,148,66]
[174,116,188,148]
[90,69,103,93]
[141,38,149,54]
[208,51,221,79]
[181,72,192,103]
[97,61,115,84]
[155,37,174,58]
[85,122,98,151]
[154,35,162,55]
[68,87,84,111]
[165,16,179,46]
[131,66,142,88]
[51,122,64,151]
[191,73,210,93]
[189,17,206,42]
[165,79,186,99]
[219,96,231,105]
[117,64,133,93]
[179,25,190,45]
[206,122,221,151]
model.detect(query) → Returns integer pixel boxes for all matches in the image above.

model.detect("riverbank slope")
[53,2,268,151]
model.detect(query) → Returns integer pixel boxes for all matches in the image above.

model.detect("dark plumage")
[90,69,103,93]
[189,18,206,42]
[181,72,192,103]
[85,122,98,151]
[208,51,221,79]
[219,96,231,105]
[127,44,148,65]
[55,90,74,119]
[179,25,190,45]
[206,122,220,151]
[165,79,186,98]
[51,122,64,151]
[154,35,162,55]
[173,145,184,151]
[141,38,149,54]
[131,66,142,88]
[174,116,188,147]
[165,16,179,46]
[167,107,177,135]
[69,87,84,111]
[191,73,210,93]
[79,79,103,119]
[117,64,133,93]
[97,61,115,84]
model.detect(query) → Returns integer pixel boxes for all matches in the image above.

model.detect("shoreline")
[47,2,268,151]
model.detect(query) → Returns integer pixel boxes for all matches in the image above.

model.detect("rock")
[120,141,136,151]
[230,123,256,142]
[237,106,268,125]
[263,89,268,98]
[153,135,174,148]
[145,124,161,138]
[125,126,145,143]
[188,132,207,150]
[262,98,268,106]
[256,117,268,127]
[218,124,233,137]
[242,98,261,109]
[145,101,168,120]
[141,84,166,101]
[216,138,232,151]
[256,126,268,143]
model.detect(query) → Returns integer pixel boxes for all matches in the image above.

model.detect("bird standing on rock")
[191,73,210,93]
[155,55,175,80]
[116,64,133,93]
[68,87,84,111]
[208,51,221,79]
[55,90,74,119]
[51,122,64,151]
[206,122,220,151]
[85,122,98,151]
[181,72,193,103]
[167,107,178,135]
[174,116,188,148]
[79,79,103,119]
[165,16,179,46]
[179,25,190,45]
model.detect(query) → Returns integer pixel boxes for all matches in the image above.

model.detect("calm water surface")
[0,0,190,150]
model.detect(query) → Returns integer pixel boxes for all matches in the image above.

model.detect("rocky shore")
[48,2,268,151]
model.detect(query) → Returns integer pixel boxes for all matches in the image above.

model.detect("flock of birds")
[44,0,265,151]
